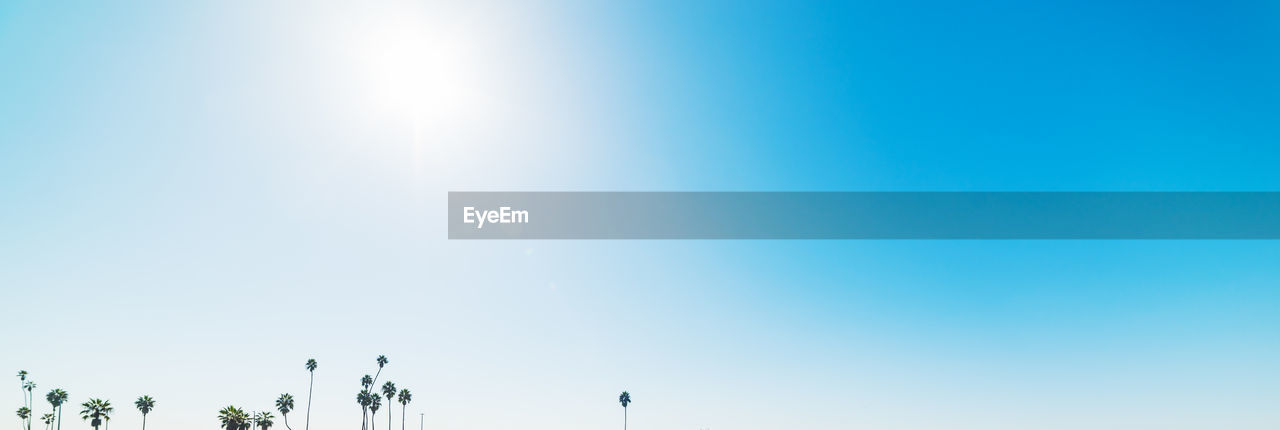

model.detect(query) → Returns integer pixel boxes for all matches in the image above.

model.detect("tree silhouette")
[618,391,631,430]
[133,396,155,430]
[304,359,317,430]
[275,394,295,430]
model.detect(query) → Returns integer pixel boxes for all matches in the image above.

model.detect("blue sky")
[2,1,1278,429]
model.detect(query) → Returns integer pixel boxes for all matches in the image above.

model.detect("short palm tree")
[618,391,631,430]
[41,413,54,430]
[304,359,317,430]
[80,398,112,430]
[395,389,411,430]
[134,396,155,430]
[369,394,382,430]
[17,407,31,427]
[217,406,249,430]
[380,382,396,430]
[275,394,295,430]
[254,412,275,430]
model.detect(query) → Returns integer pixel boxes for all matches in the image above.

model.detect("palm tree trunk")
[387,404,391,430]
[142,414,146,430]
[283,414,291,430]
[400,407,405,430]
[305,373,313,430]
[56,405,61,430]
[624,407,627,430]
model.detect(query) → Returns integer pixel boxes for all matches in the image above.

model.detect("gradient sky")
[2,1,1279,429]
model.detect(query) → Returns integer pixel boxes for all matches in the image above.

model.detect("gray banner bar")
[447,192,1280,239]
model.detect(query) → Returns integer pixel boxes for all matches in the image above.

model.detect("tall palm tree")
[370,356,388,387]
[303,359,316,430]
[369,394,382,430]
[275,394,295,430]
[50,389,68,430]
[218,406,249,430]
[22,381,36,430]
[254,412,275,430]
[80,398,112,430]
[380,382,396,430]
[395,389,411,430]
[618,391,631,430]
[356,390,373,430]
[134,396,155,430]
[17,371,30,430]
[17,371,28,406]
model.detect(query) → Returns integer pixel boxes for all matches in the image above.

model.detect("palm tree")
[50,389,67,430]
[218,406,249,430]
[254,412,275,430]
[395,389,411,430]
[380,382,396,430]
[371,356,389,388]
[17,371,30,430]
[369,394,382,430]
[356,390,373,430]
[618,391,631,430]
[22,381,36,430]
[275,394,295,430]
[40,413,54,430]
[303,359,317,430]
[134,396,155,430]
[80,398,112,430]
[17,407,31,429]
[44,390,58,430]
[17,371,28,405]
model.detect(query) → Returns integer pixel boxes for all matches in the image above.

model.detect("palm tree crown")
[134,396,155,415]
[396,389,411,406]
[255,411,275,430]
[80,398,112,430]
[217,405,249,430]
